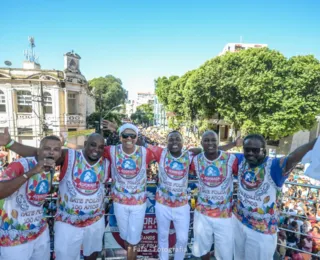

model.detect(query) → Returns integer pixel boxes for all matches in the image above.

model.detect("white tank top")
[156,149,191,207]
[110,145,147,205]
[193,151,236,218]
[0,157,49,246]
[233,157,280,234]
[56,150,109,227]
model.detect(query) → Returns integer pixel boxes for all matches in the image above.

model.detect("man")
[103,123,155,260]
[233,134,317,260]
[147,131,193,260]
[53,133,109,260]
[0,129,109,260]
[102,120,241,260]
[0,135,60,260]
[190,130,238,260]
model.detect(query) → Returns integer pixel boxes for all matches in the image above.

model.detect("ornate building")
[0,41,95,153]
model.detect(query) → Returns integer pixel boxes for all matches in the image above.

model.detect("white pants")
[54,217,105,260]
[233,214,277,260]
[114,202,147,245]
[0,226,50,260]
[192,211,233,260]
[155,203,190,260]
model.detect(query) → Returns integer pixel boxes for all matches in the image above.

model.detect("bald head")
[201,130,219,155]
[83,133,105,162]
[202,130,218,140]
[86,133,104,143]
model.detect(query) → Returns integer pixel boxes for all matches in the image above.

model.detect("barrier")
[41,173,320,259]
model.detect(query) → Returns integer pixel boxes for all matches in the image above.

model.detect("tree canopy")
[89,74,127,113]
[131,103,154,125]
[155,48,320,140]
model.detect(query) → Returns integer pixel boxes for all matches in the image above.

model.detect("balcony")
[66,114,85,127]
[16,113,33,127]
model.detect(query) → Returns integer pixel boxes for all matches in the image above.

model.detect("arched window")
[43,92,52,114]
[0,90,6,112]
[17,90,32,113]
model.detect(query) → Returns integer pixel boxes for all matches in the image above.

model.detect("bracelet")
[5,140,15,149]
[22,173,29,179]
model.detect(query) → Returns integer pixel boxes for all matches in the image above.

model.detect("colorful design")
[0,158,48,246]
[72,151,105,195]
[240,163,265,191]
[198,153,228,187]
[56,150,107,227]
[196,188,233,218]
[164,151,189,181]
[156,189,188,208]
[195,152,234,218]
[156,150,190,207]
[116,146,142,179]
[56,194,104,227]
[233,199,278,234]
[234,158,281,234]
[111,145,147,205]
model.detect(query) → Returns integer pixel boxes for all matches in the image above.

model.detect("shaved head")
[86,133,104,143]
[83,133,105,162]
[202,130,218,140]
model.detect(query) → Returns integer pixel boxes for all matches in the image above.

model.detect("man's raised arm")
[0,128,37,157]
[286,138,317,172]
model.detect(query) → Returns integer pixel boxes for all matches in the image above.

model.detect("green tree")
[154,48,320,140]
[89,75,127,113]
[131,104,154,125]
[87,111,124,137]
[155,76,179,106]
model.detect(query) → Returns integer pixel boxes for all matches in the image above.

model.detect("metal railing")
[43,175,320,259]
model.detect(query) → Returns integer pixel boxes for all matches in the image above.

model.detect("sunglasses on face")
[121,133,137,139]
[243,147,264,154]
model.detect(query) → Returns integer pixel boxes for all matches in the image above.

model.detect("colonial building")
[0,45,95,153]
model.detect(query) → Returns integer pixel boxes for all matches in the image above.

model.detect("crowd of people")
[0,123,319,260]
[276,165,320,259]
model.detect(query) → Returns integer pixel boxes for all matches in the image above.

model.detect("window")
[17,128,33,136]
[0,90,6,112]
[43,92,52,114]
[17,90,32,113]
[68,92,77,115]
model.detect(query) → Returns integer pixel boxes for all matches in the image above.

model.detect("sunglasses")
[243,147,264,154]
[121,133,137,139]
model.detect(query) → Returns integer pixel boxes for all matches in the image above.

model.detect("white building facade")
[0,51,95,152]
[219,43,268,56]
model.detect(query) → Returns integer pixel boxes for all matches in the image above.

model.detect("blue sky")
[1,0,319,99]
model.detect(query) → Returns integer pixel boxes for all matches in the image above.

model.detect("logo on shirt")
[118,159,139,179]
[200,165,226,187]
[165,161,186,180]
[241,170,263,190]
[74,169,99,195]
[26,177,50,206]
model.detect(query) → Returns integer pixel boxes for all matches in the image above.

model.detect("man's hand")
[235,136,243,147]
[102,120,118,132]
[0,127,11,146]
[59,132,66,145]
[30,158,56,175]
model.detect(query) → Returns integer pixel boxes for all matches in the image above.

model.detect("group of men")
[0,123,317,260]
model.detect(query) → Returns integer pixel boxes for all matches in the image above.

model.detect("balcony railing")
[66,114,85,126]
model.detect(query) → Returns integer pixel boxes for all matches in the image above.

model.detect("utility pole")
[40,81,48,137]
